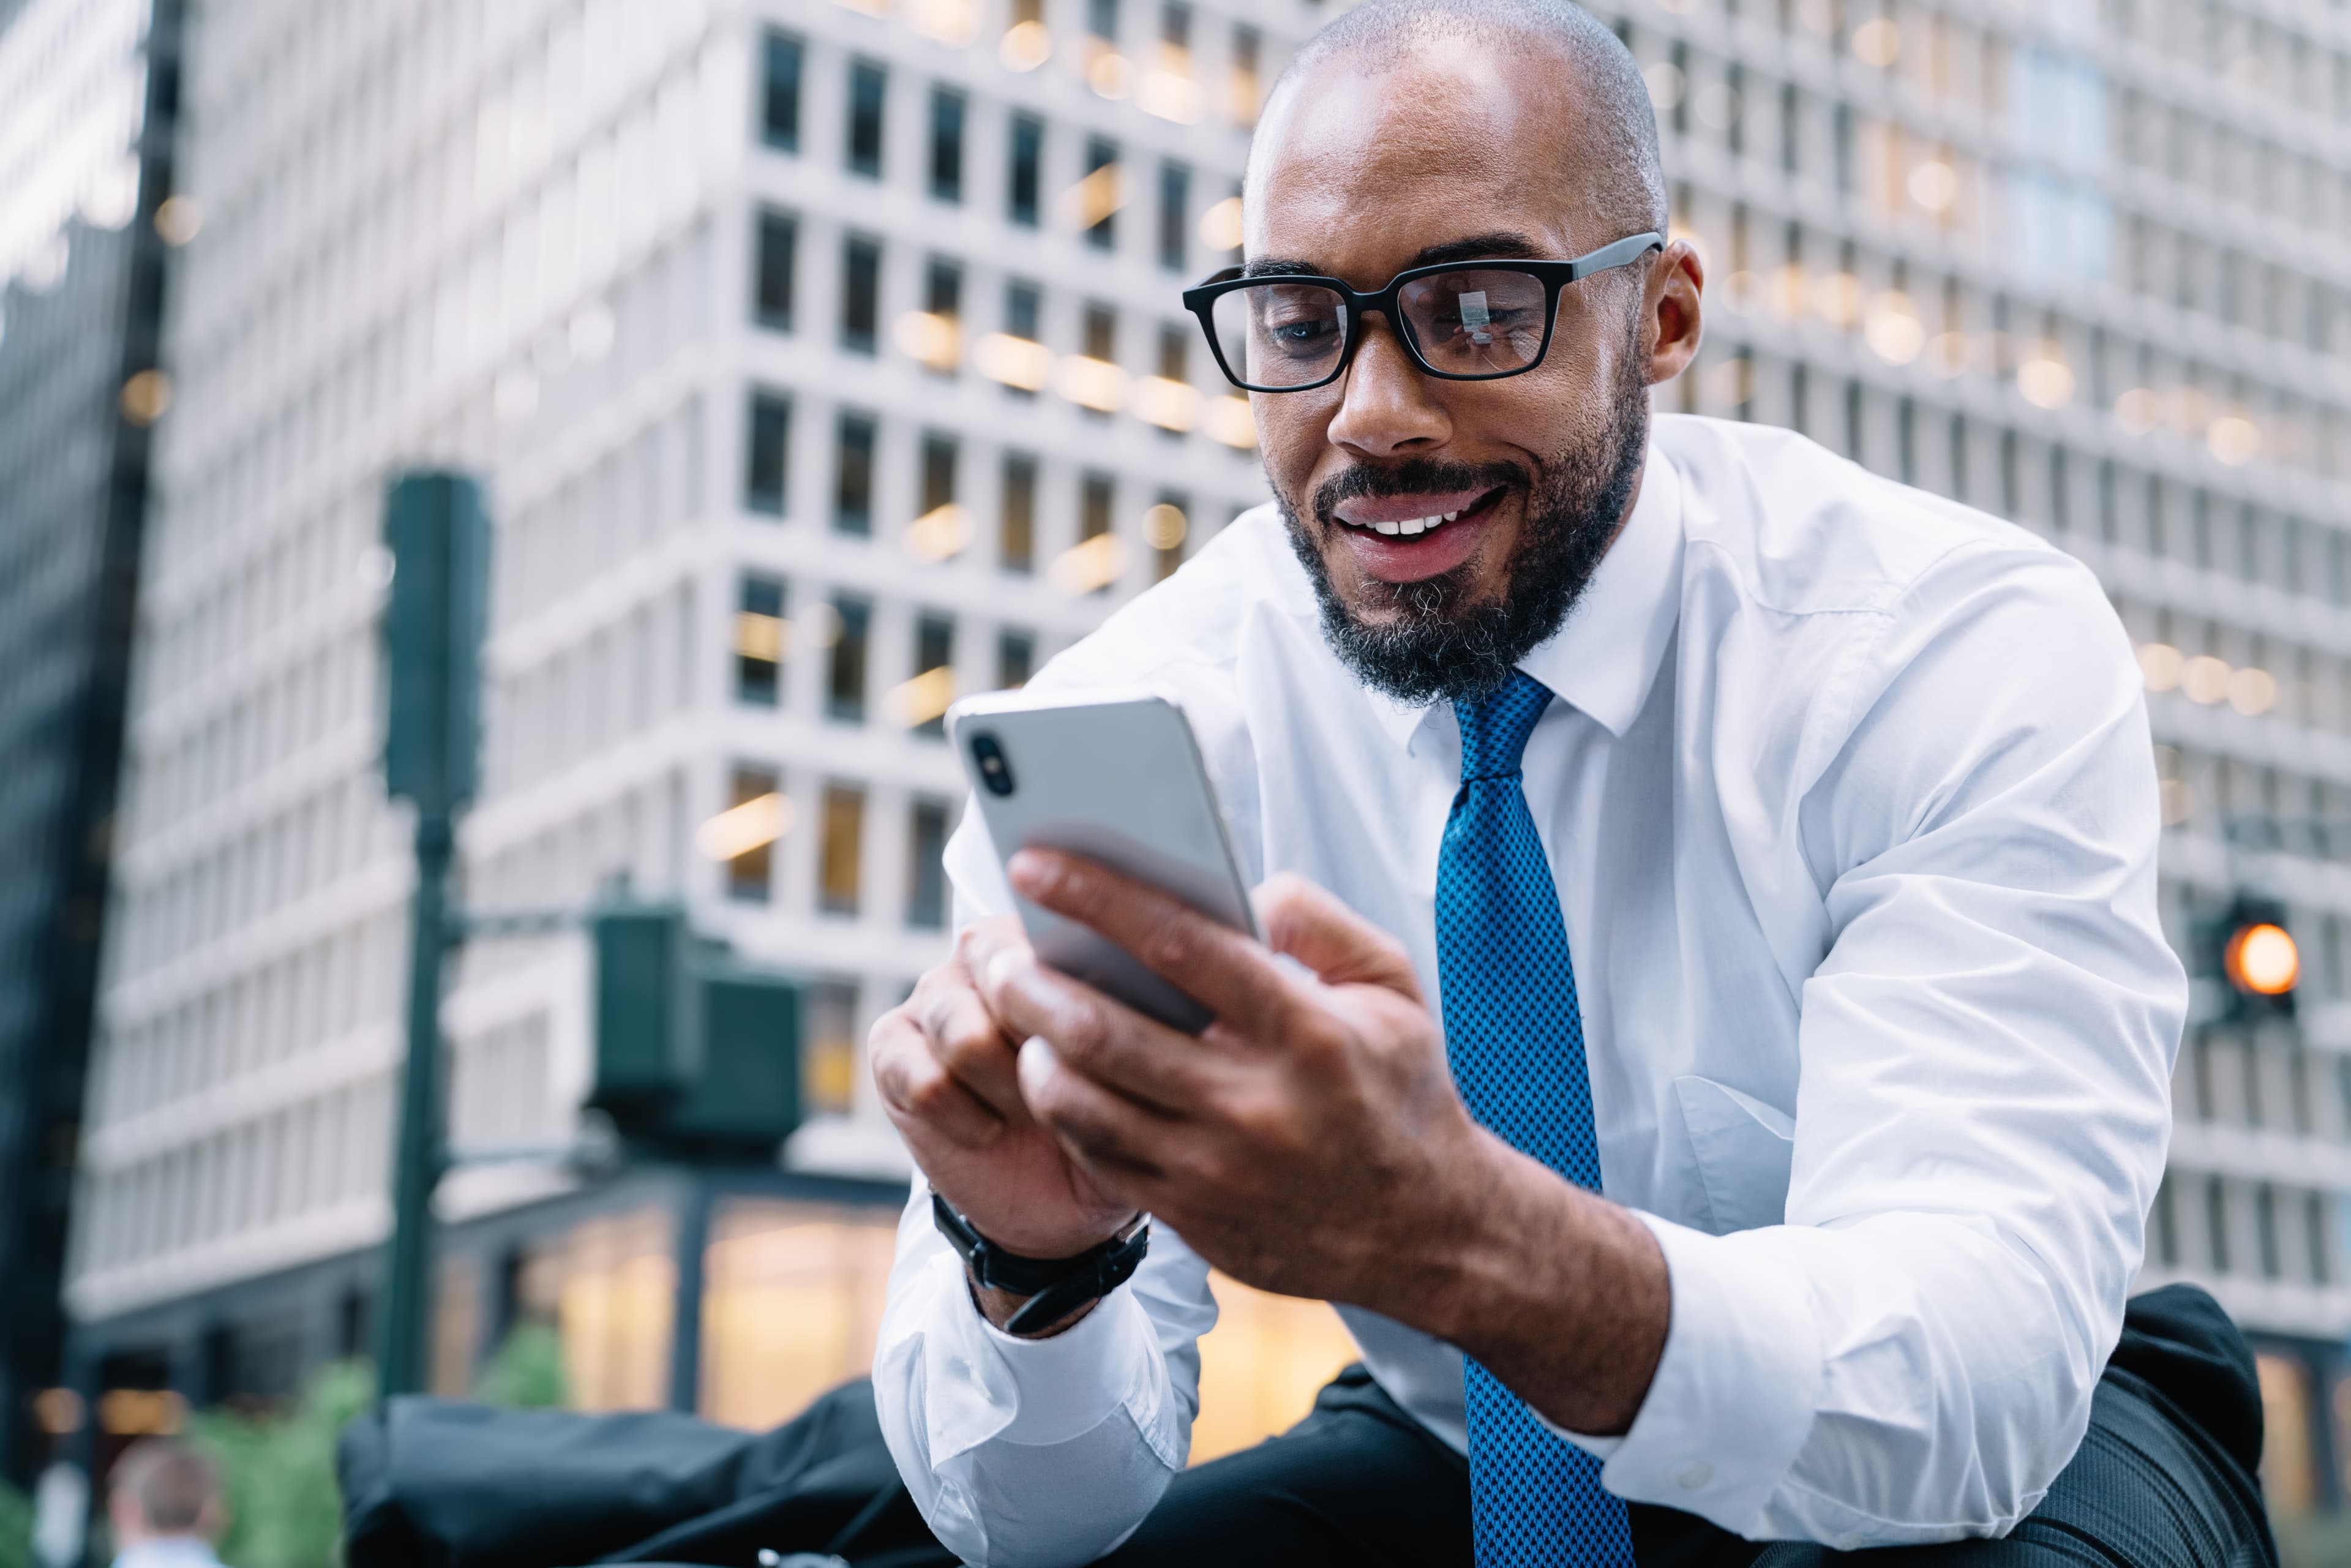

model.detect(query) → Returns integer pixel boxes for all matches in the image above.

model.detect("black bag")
[337,1377,954,1568]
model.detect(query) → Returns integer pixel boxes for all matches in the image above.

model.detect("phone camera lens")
[970,733,1016,797]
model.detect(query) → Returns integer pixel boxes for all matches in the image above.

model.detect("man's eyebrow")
[1240,258,1326,279]
[1410,232,1548,266]
[1239,233,1554,283]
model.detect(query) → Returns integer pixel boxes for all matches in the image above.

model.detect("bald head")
[1260,0,1667,246]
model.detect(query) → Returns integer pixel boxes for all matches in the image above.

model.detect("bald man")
[868,2,2273,1565]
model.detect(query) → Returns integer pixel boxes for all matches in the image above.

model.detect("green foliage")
[0,1480,30,1568]
[192,1360,373,1568]
[474,1321,568,1409]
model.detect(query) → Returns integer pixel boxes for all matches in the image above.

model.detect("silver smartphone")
[945,685,1258,1034]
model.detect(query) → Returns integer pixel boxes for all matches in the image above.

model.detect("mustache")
[1310,457,1526,527]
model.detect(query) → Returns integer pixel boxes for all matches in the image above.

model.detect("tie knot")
[1454,670,1554,782]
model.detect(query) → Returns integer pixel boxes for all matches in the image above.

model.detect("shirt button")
[1676,1461,1712,1490]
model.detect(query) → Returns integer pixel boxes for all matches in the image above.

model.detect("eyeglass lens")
[1209,269,1552,388]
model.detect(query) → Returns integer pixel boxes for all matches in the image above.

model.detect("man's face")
[1244,42,1698,703]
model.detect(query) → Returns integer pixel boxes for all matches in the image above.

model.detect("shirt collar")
[1360,438,1684,749]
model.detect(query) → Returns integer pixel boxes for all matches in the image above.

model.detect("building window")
[737,576,786,707]
[913,612,954,738]
[803,980,860,1114]
[1148,490,1189,580]
[840,235,880,353]
[1008,114,1043,227]
[754,210,796,330]
[726,764,782,902]
[1002,280,1042,399]
[1084,138,1119,250]
[833,412,876,536]
[762,31,804,151]
[929,88,966,202]
[997,629,1036,690]
[1081,471,1114,547]
[1157,161,1188,272]
[819,785,866,915]
[746,391,790,515]
[1230,24,1261,126]
[847,60,887,177]
[920,433,958,519]
[923,258,962,374]
[827,593,872,721]
[1001,453,1037,574]
[907,798,952,929]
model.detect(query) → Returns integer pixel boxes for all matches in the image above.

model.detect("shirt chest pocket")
[1673,1075,1795,1235]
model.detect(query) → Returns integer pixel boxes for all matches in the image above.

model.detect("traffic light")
[382,473,489,815]
[2203,895,2298,1019]
[587,904,802,1159]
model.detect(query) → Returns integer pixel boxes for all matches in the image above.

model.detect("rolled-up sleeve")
[1564,543,2183,1545]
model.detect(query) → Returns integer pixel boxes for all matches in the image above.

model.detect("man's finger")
[977,944,1229,1115]
[1006,849,1301,1038]
[871,1010,1006,1149]
[1255,872,1425,1002]
[1018,1037,1174,1184]
[921,977,1032,1128]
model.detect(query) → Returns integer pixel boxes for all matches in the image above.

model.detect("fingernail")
[1008,849,1059,893]
[984,948,1022,996]
[1017,1035,1058,1087]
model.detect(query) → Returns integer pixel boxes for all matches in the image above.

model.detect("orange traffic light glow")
[2224,923,2299,996]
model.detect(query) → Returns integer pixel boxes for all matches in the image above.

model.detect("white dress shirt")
[873,415,2182,1567]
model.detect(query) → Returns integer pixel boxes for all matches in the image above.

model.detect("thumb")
[1254,874,1424,1002]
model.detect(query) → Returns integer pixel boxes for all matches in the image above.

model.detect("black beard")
[1278,349,1651,708]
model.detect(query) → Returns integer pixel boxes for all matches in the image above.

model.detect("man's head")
[107,1439,226,1546]
[1240,0,1703,703]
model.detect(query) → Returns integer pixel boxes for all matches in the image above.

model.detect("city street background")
[1,0,2347,1561]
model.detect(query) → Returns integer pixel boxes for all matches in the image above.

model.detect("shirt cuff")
[958,1259,1167,1448]
[1553,1212,1823,1532]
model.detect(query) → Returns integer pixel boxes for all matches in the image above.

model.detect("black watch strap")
[931,1193,1151,1335]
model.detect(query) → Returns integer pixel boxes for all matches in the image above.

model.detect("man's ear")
[1644,239,1705,387]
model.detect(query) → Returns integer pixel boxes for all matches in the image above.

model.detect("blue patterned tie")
[1436,670,1635,1567]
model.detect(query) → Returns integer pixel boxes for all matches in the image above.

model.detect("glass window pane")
[820,785,866,914]
[840,236,880,353]
[763,32,804,151]
[736,575,786,707]
[847,61,887,176]
[907,799,951,929]
[745,391,790,514]
[727,764,781,901]
[827,594,871,721]
[1008,115,1043,226]
[1000,453,1037,572]
[929,88,966,202]
[754,211,796,330]
[834,413,875,535]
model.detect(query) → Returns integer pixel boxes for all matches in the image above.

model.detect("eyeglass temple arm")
[1566,231,1667,279]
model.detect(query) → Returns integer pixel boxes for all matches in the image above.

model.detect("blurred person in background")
[106,1440,226,1568]
[868,0,2275,1564]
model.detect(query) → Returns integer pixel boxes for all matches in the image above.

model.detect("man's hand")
[869,918,1140,1304]
[973,849,1670,1436]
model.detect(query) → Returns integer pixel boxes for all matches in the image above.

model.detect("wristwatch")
[931,1193,1151,1336]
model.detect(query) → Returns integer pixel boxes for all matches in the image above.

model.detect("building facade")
[54,0,2351,1531]
[63,0,1318,1446]
[0,0,181,1487]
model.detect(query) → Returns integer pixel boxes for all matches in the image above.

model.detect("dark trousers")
[1100,1286,2279,1568]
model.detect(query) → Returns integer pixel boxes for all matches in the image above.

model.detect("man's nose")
[1325,317,1451,459]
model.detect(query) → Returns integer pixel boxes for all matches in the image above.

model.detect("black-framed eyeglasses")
[1181,232,1663,393]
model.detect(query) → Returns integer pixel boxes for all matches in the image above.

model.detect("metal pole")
[666,1176,714,1413]
[378,812,452,1396]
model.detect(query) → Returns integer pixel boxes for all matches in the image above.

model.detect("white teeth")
[1443,510,1460,522]
[1375,519,1401,536]
[1400,517,1426,536]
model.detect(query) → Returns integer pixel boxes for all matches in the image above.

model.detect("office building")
[62,0,1332,1458]
[0,0,181,1485]
[54,0,2351,1523]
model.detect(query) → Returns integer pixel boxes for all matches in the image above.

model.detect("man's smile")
[1327,485,1510,583]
